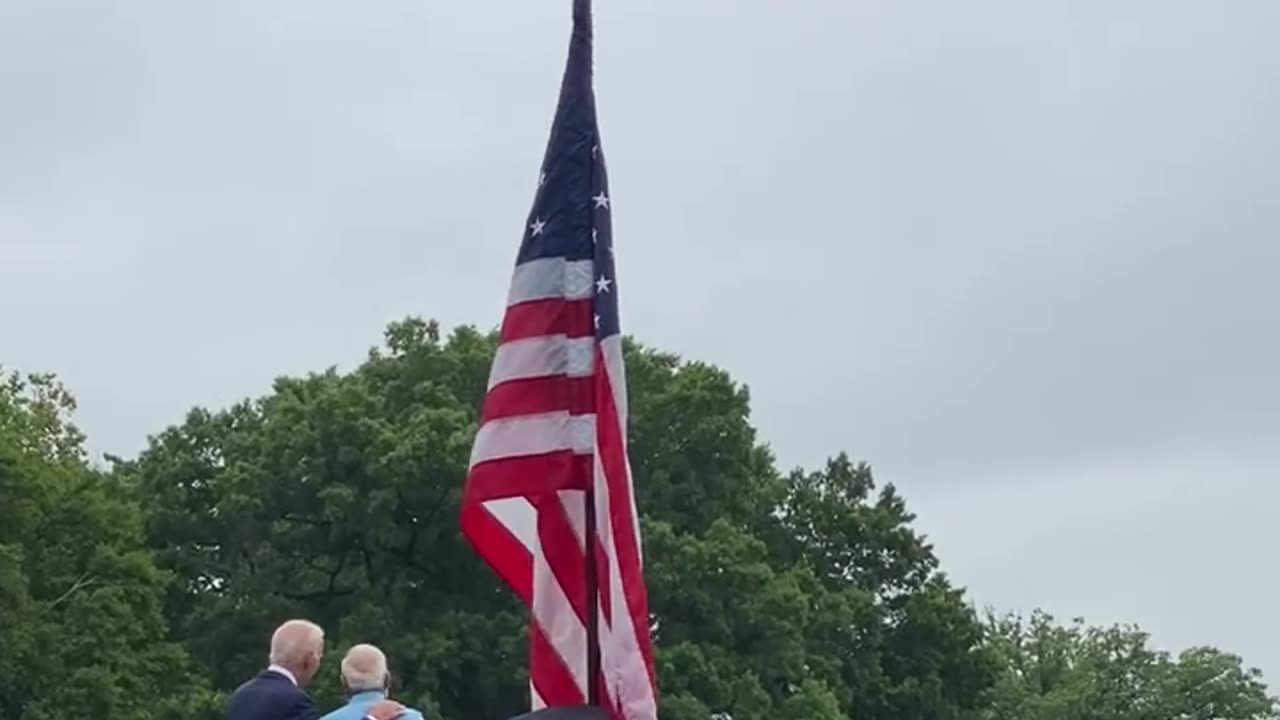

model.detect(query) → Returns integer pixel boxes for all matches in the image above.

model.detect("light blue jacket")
[320,690,426,720]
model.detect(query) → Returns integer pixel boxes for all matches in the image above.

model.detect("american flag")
[459,2,658,719]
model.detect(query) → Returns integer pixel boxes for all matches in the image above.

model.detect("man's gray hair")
[269,619,325,667]
[341,644,389,692]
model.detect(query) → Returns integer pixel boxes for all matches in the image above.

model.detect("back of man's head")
[269,619,325,687]
[341,643,390,694]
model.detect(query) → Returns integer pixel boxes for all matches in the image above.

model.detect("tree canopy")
[0,370,218,720]
[2,319,1276,720]
[982,611,1277,720]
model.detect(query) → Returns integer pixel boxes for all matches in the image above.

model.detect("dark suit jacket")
[507,708,608,720]
[226,670,321,720]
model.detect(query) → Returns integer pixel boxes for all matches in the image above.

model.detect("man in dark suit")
[227,619,405,720]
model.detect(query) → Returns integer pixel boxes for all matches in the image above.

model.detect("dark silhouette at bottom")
[507,707,609,720]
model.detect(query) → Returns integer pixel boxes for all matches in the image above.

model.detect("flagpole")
[577,0,602,707]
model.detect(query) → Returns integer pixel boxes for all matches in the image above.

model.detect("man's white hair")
[341,644,389,692]
[268,619,325,667]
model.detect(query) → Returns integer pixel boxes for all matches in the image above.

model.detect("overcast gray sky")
[3,0,1277,681]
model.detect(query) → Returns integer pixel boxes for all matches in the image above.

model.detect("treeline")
[1,318,1275,720]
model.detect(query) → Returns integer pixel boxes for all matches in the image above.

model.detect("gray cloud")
[2,0,1276,678]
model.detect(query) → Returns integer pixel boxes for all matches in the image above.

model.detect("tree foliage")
[0,369,217,720]
[982,610,1278,720]
[3,319,1276,720]
[113,319,995,719]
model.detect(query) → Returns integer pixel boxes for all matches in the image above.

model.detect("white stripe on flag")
[508,258,594,305]
[600,336,643,566]
[470,412,596,467]
[488,336,595,389]
[594,453,659,718]
[481,496,538,552]
[558,489,588,551]
[532,529,589,700]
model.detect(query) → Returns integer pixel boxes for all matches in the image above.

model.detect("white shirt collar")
[267,664,298,686]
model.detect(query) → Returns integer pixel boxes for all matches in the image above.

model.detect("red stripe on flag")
[481,375,595,422]
[502,298,594,342]
[594,346,659,691]
[530,618,586,706]
[535,493,589,626]
[459,501,534,606]
[466,452,592,501]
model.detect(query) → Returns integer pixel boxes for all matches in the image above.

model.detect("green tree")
[121,318,996,719]
[10,322,1277,720]
[774,456,996,719]
[982,610,1279,720]
[118,321,522,719]
[0,369,216,720]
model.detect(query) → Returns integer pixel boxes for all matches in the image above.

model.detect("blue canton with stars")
[513,0,619,342]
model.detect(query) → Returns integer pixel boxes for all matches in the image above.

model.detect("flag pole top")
[573,0,592,30]
[572,0,593,57]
